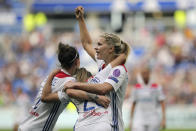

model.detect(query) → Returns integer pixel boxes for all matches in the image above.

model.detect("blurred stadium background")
[0,0,196,131]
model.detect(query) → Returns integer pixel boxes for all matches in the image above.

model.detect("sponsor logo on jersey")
[113,69,120,77]
[29,110,39,117]
[83,109,108,117]
[108,76,119,83]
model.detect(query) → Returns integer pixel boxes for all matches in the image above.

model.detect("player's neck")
[65,67,77,76]
[104,55,116,66]
[143,79,149,85]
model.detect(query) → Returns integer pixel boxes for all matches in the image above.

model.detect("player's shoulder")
[110,66,127,79]
[134,83,142,89]
[55,71,71,78]
[112,64,128,73]
[150,83,161,89]
[54,71,74,80]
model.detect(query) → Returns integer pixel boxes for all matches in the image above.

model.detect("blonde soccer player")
[62,6,130,131]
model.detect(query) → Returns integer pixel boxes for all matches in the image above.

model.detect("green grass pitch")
[0,129,195,131]
[58,129,196,131]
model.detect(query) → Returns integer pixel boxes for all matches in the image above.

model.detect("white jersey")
[19,69,74,131]
[73,57,128,131]
[105,65,128,131]
[131,82,165,125]
[73,64,113,130]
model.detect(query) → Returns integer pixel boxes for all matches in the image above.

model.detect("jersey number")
[83,100,102,111]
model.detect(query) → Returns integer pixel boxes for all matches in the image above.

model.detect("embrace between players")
[19,6,130,131]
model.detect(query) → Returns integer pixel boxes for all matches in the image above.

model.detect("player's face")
[95,37,112,60]
[141,68,150,83]
[76,58,80,68]
[73,58,80,75]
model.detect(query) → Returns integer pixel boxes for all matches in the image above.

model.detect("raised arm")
[75,6,96,60]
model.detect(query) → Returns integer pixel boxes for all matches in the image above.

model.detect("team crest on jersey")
[113,69,120,77]
[108,76,119,83]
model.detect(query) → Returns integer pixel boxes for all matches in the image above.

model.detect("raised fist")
[75,6,84,19]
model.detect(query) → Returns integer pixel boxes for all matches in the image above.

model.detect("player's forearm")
[66,89,97,101]
[41,75,55,102]
[41,93,59,103]
[110,54,126,67]
[78,18,92,46]
[72,82,112,95]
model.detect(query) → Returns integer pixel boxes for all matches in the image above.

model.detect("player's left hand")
[96,95,110,108]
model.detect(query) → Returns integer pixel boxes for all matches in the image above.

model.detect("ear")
[72,58,79,67]
[109,46,115,53]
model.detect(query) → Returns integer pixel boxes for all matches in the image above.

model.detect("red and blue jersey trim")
[55,71,70,78]
[121,64,127,72]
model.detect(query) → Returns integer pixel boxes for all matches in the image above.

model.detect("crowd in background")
[0,20,196,108]
[125,27,196,106]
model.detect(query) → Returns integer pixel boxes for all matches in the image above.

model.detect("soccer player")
[18,43,109,131]
[63,6,130,131]
[130,67,166,131]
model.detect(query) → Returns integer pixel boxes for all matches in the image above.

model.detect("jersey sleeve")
[57,77,76,103]
[70,98,82,105]
[104,66,127,92]
[157,86,165,101]
[40,76,48,87]
[57,89,70,103]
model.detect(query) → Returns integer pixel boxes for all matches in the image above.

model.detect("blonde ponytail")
[75,68,92,82]
[120,40,130,57]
